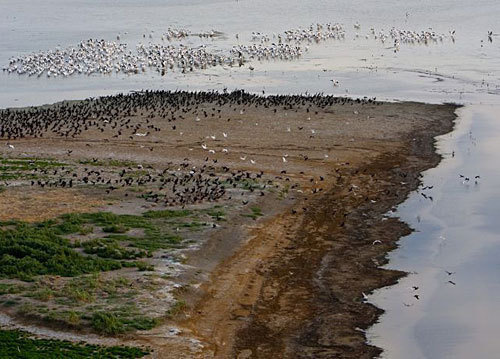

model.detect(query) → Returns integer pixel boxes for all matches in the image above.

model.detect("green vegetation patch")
[74,212,184,251]
[91,310,159,335]
[0,204,226,335]
[0,206,221,280]
[142,209,192,219]
[0,222,121,280]
[203,206,226,221]
[82,239,147,260]
[242,206,263,220]
[12,274,160,333]
[78,159,138,168]
[0,157,68,181]
[0,329,149,358]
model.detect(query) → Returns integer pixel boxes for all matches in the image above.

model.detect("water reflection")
[1,0,500,108]
[367,105,500,359]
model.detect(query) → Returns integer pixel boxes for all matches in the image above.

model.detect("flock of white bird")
[4,39,128,77]
[161,27,222,41]
[371,27,455,52]
[230,43,303,62]
[136,43,237,73]
[235,23,346,62]
[251,23,345,44]
[2,23,457,78]
[3,39,237,77]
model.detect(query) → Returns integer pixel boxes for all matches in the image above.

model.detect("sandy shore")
[0,92,457,358]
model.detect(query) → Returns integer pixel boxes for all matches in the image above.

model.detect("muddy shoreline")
[231,107,458,358]
[0,92,458,358]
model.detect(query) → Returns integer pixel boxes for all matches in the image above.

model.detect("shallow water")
[1,0,500,357]
[1,0,500,108]
[367,104,500,358]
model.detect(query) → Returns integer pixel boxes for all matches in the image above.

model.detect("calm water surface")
[0,1,499,357]
[367,105,500,359]
[1,0,500,107]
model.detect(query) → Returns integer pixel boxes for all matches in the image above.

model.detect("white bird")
[250,159,256,164]
[135,132,147,136]
[201,144,207,150]
[210,135,216,140]
[208,149,215,154]
[8,144,15,149]
[282,157,287,163]
[223,132,228,138]
[362,292,369,302]
[372,240,382,245]
[195,116,201,122]
[222,148,228,153]
[240,156,247,160]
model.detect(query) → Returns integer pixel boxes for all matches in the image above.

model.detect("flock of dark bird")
[23,161,265,207]
[0,90,379,207]
[0,90,379,140]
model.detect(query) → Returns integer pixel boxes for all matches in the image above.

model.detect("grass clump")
[31,287,55,302]
[92,309,159,334]
[78,159,137,168]
[142,209,192,219]
[0,329,149,358]
[91,312,125,335]
[204,207,226,221]
[82,239,147,260]
[135,261,154,272]
[0,158,67,181]
[61,274,102,303]
[102,224,130,234]
[242,207,263,220]
[0,283,24,295]
[166,300,186,319]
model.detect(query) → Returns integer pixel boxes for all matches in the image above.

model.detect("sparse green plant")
[242,206,263,220]
[91,312,125,334]
[0,329,150,357]
[166,300,187,318]
[135,261,154,272]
